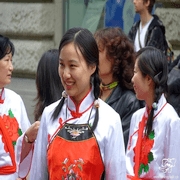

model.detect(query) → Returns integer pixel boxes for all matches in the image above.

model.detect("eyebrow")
[59,58,78,64]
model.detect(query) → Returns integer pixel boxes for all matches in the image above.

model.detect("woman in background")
[94,27,142,149]
[34,49,64,121]
[126,46,180,179]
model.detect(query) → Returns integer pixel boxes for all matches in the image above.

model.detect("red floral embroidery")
[62,158,84,179]
[140,137,154,165]
[133,130,155,175]
[3,114,19,141]
[0,109,22,152]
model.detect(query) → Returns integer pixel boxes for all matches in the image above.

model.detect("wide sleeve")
[29,111,49,180]
[15,96,32,178]
[164,116,180,178]
[104,113,126,180]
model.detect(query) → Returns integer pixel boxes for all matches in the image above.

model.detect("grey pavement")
[7,77,36,124]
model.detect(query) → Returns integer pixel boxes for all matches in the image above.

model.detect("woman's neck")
[100,81,118,101]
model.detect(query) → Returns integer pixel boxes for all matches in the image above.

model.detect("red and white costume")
[126,94,180,179]
[0,88,31,180]
[30,89,126,180]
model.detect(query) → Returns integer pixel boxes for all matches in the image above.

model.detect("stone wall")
[156,0,180,59]
[0,0,179,77]
[0,0,63,78]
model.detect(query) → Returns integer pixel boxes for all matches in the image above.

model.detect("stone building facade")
[0,0,63,78]
[0,0,180,78]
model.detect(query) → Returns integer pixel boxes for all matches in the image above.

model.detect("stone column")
[156,0,180,58]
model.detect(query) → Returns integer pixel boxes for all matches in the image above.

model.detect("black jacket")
[128,15,167,55]
[105,85,142,150]
[167,78,180,117]
[167,58,180,117]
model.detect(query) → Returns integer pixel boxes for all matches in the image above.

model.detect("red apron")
[47,123,104,180]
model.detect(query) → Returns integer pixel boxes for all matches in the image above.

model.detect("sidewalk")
[7,77,36,124]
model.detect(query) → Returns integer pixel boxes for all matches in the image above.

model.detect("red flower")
[140,137,154,165]
[133,130,155,176]
[2,114,19,142]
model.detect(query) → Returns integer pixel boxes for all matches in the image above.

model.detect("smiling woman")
[59,42,96,104]
[29,27,126,180]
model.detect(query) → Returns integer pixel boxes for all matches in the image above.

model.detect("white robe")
[0,88,31,180]
[126,94,180,179]
[30,90,126,180]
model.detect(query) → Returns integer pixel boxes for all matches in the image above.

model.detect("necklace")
[100,81,118,91]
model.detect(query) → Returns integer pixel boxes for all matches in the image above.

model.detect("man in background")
[128,0,168,55]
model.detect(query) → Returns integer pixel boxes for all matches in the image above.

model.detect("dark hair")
[94,27,135,90]
[34,49,64,121]
[143,0,155,13]
[136,46,168,135]
[0,35,15,60]
[53,27,101,131]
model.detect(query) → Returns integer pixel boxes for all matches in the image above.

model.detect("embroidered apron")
[47,123,104,180]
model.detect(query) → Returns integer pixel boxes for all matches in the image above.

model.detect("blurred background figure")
[34,49,64,121]
[128,0,168,56]
[166,54,180,117]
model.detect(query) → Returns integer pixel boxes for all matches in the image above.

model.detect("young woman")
[126,46,180,179]
[29,27,126,180]
[94,27,142,150]
[0,35,39,180]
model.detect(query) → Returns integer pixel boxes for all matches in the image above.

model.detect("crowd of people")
[0,0,180,180]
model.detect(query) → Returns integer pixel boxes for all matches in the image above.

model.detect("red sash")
[47,123,104,180]
[127,174,152,180]
[128,103,167,179]
[0,116,16,174]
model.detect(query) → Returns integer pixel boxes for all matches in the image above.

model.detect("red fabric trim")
[134,113,146,177]
[0,116,16,174]
[127,174,151,180]
[0,88,4,104]
[133,103,167,178]
[67,101,94,119]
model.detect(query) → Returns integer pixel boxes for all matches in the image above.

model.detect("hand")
[25,121,40,143]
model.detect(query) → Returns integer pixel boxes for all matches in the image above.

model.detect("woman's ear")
[146,75,153,86]
[90,65,96,75]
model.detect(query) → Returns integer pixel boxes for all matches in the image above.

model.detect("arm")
[20,121,40,160]
[29,112,49,180]
[104,113,126,180]
[15,97,36,178]
[164,115,180,178]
